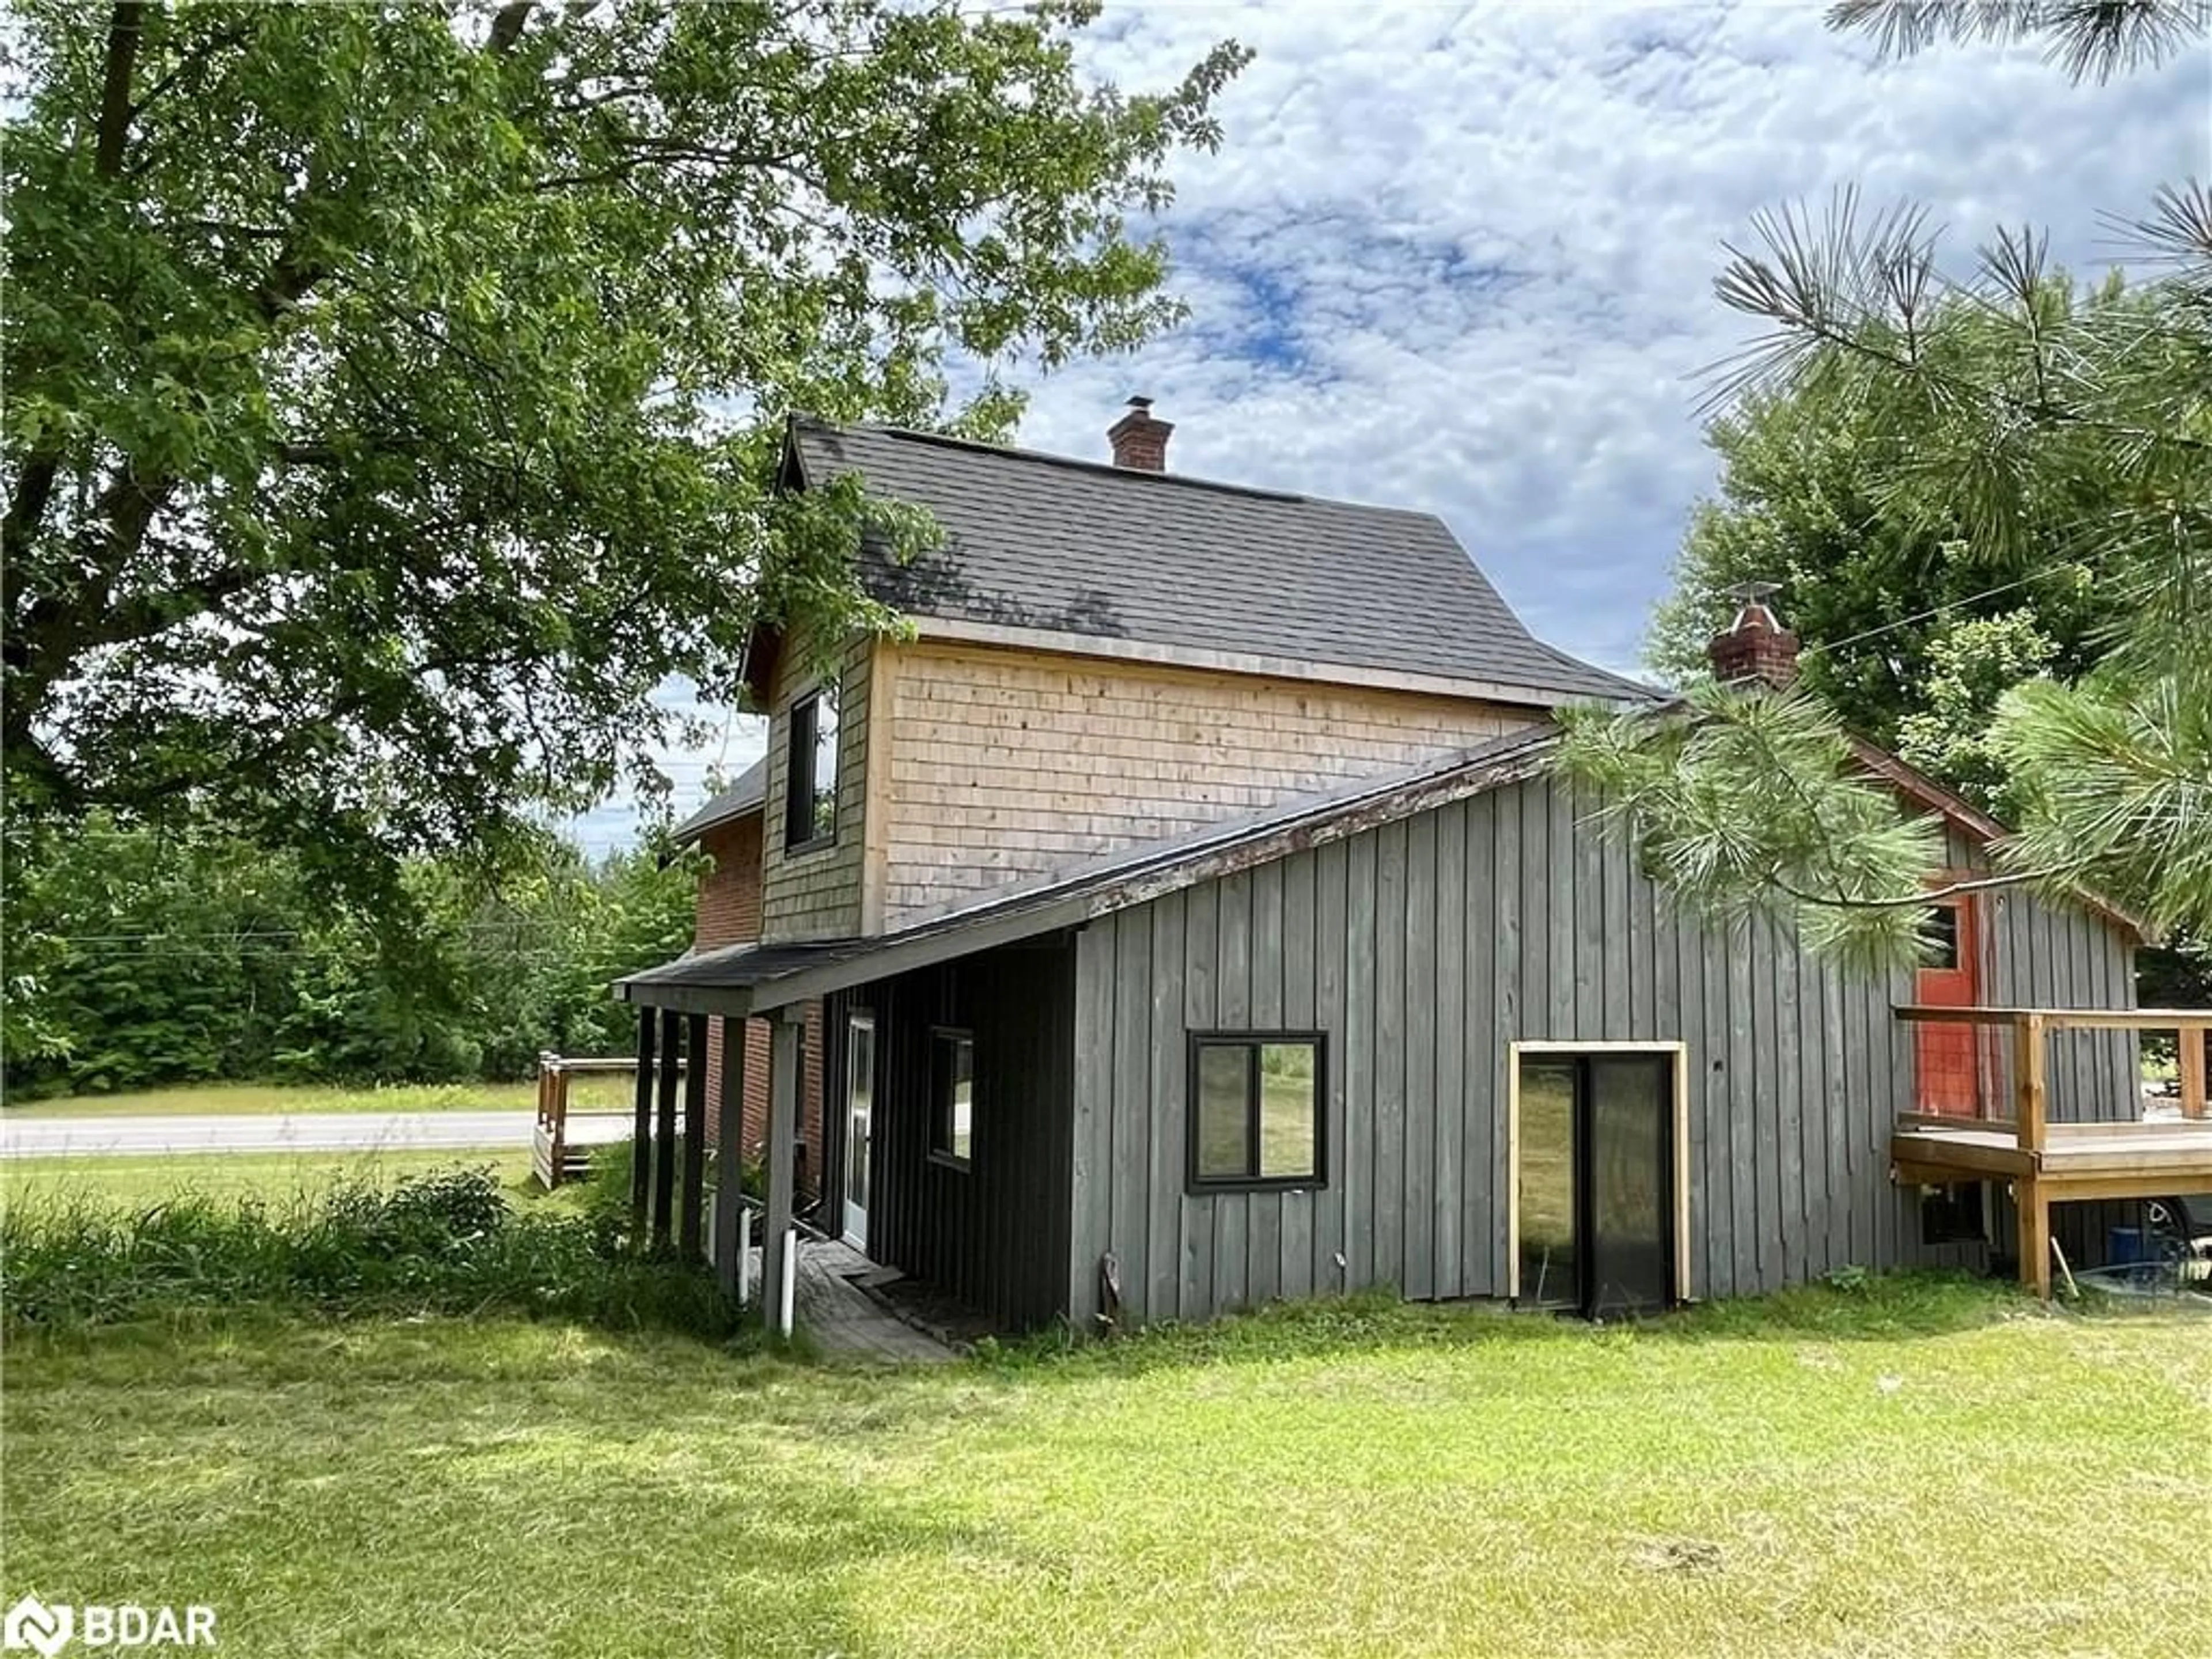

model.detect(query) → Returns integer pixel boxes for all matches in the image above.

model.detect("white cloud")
[612,1,2209,845]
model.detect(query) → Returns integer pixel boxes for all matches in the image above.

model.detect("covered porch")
[1890,1005,2212,1296]
[613,919,1052,1344]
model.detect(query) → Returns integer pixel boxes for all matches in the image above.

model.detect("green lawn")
[5,1285,2206,1658]
[1,1077,637,1119]
[1,1149,541,1213]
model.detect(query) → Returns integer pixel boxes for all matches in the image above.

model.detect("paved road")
[0,1110,632,1159]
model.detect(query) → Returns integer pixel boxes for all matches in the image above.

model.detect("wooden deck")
[1891,1005,2212,1295]
[531,1052,669,1189]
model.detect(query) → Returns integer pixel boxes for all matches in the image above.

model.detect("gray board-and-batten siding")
[1063,771,2138,1332]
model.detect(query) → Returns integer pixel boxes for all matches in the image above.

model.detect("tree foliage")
[1647,278,2133,799]
[1563,1,2212,963]
[2,815,698,1096]
[2,0,1248,893]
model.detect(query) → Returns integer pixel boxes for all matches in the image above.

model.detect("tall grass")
[2,1163,743,1340]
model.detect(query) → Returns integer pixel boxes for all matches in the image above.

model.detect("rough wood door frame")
[1505,1040,1691,1305]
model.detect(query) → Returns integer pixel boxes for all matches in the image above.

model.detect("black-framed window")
[783,690,838,850]
[1187,1032,1324,1191]
[930,1028,974,1169]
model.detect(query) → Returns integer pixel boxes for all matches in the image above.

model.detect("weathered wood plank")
[1725,918,1758,1295]
[1595,786,1627,1037]
[1486,786,1518,1292]
[1147,891,1188,1322]
[1248,855,1285,1309]
[1067,919,1118,1333]
[1344,830,1378,1290]
[1547,778,1577,1039]
[1402,811,1437,1302]
[1214,869,1255,1313]
[1434,800,1466,1301]
[1218,870,1253,1027]
[1110,908,1153,1326]
[1180,881,1218,1319]
[1520,776,1550,1041]
[1313,838,1350,1297]
[1821,953,1851,1276]
[1249,857,1285,1303]
[1279,849,1317,1301]
[1373,818,1409,1291]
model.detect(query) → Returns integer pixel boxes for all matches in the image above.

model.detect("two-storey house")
[622,403,2192,1338]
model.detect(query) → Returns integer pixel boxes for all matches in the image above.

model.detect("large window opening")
[1512,1046,1684,1317]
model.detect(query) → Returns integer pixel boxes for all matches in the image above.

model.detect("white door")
[842,1014,874,1249]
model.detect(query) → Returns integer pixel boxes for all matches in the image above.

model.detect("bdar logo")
[2,1596,72,1658]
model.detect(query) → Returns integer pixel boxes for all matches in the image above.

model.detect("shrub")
[574,1138,757,1257]
[1,1164,744,1342]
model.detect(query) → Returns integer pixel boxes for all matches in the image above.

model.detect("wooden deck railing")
[1892,1005,2209,1155]
[1891,1005,2212,1296]
[533,1051,681,1190]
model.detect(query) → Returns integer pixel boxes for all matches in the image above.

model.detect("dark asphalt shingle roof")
[787,421,1650,705]
[669,756,767,846]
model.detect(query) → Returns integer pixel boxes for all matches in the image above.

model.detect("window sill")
[781,832,839,860]
[927,1151,972,1174]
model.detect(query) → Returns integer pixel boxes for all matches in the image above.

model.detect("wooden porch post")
[2016,1175,2051,1299]
[2015,1013,2051,1297]
[2180,1020,2208,1121]
[629,1007,655,1237]
[2015,1013,2048,1158]
[763,1010,801,1338]
[653,1007,681,1253]
[680,1013,709,1263]
[713,1014,747,1299]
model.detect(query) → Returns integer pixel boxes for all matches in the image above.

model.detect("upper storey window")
[784,689,838,850]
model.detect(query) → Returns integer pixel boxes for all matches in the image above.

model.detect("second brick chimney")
[1707,581,1801,690]
[1107,396,1173,472]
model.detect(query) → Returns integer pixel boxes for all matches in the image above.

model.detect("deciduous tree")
[3,0,1247,889]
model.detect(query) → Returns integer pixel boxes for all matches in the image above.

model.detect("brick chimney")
[1107,396,1173,471]
[1707,581,1801,690]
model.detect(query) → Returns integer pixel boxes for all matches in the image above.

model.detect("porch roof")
[668,755,768,847]
[615,726,1560,1017]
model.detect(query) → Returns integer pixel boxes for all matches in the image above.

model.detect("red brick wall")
[692,813,823,1196]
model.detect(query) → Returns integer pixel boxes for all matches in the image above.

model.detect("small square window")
[930,1030,974,1169]
[1187,1033,1324,1191]
[784,690,838,850]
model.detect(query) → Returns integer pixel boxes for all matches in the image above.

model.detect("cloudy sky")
[581,1,2209,850]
